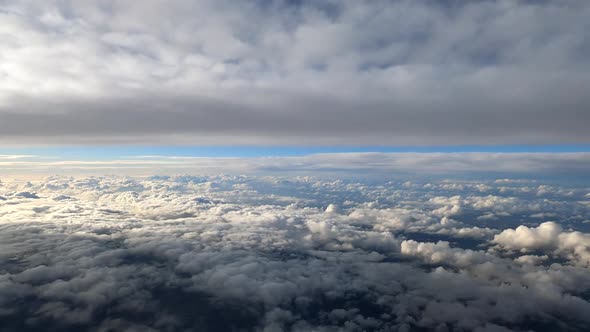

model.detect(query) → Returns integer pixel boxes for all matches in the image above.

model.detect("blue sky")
[1,145,590,160]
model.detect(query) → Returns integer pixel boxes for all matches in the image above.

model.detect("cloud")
[1,175,590,330]
[1,152,590,179]
[0,155,36,159]
[493,222,590,266]
[1,0,589,145]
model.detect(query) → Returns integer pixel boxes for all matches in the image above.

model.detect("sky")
[1,0,589,146]
[2,1,590,331]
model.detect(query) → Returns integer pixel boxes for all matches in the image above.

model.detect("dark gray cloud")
[1,175,590,331]
[0,0,589,145]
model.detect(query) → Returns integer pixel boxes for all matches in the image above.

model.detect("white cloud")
[494,222,590,266]
[0,175,589,330]
[1,152,590,178]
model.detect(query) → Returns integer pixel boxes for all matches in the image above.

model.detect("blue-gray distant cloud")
[1,152,590,178]
[0,0,589,145]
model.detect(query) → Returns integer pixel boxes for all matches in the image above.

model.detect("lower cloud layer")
[1,175,589,331]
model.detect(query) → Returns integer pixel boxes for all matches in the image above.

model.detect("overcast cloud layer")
[1,175,590,331]
[1,0,589,145]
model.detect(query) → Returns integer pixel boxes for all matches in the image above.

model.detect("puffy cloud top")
[494,222,590,266]
[1,175,590,330]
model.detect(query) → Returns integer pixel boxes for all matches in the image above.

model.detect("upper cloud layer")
[1,0,589,144]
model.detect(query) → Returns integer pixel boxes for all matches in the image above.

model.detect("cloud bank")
[1,152,590,178]
[1,175,589,331]
[1,0,589,145]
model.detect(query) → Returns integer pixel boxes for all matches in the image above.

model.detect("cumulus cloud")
[0,0,589,144]
[494,222,590,266]
[0,175,589,331]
